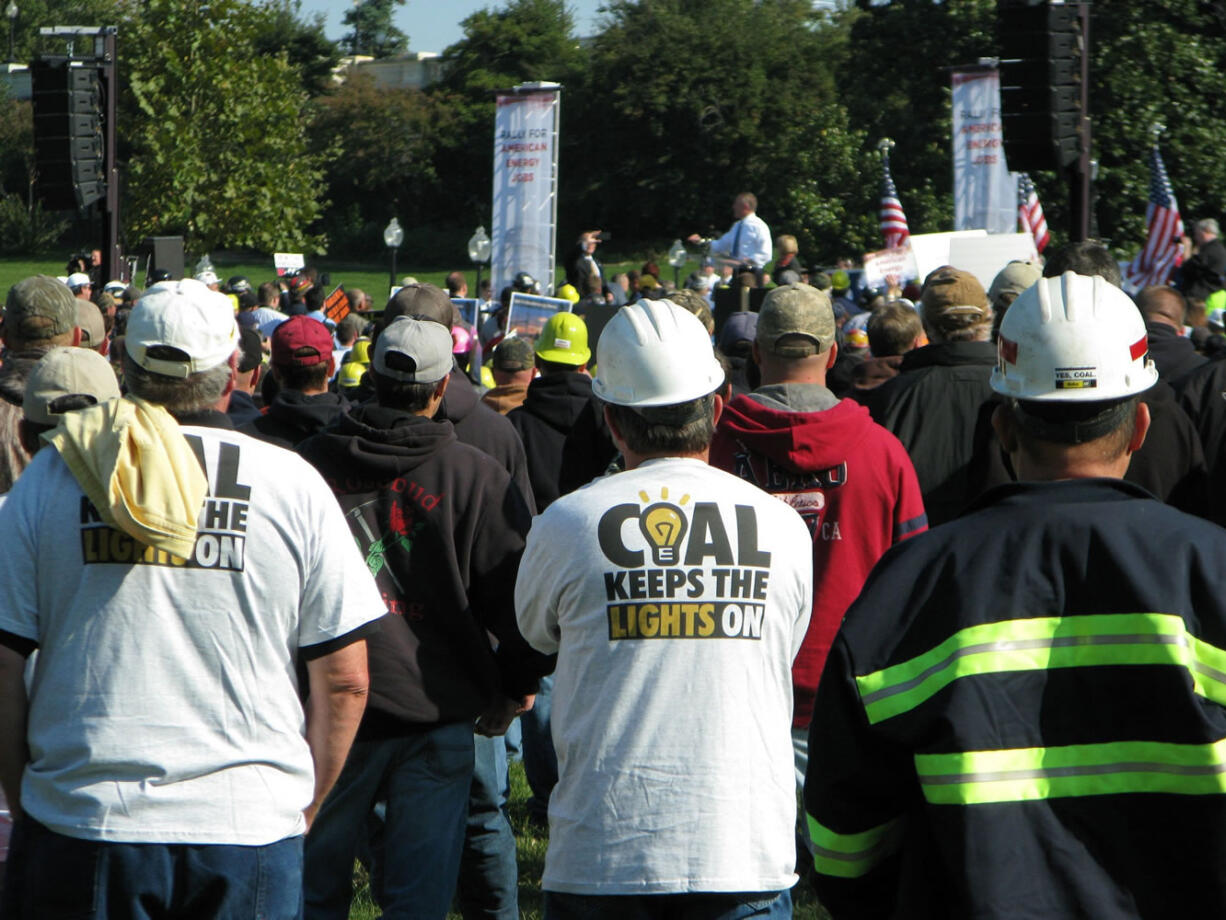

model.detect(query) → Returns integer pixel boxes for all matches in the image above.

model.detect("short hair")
[373,371,437,413]
[606,394,717,456]
[669,289,715,335]
[336,313,364,345]
[123,346,233,414]
[735,192,758,211]
[1043,241,1122,288]
[258,282,280,306]
[445,271,466,296]
[1008,396,1138,458]
[1196,218,1220,237]
[581,273,602,297]
[274,361,330,392]
[1135,285,1187,323]
[777,234,798,255]
[868,302,924,357]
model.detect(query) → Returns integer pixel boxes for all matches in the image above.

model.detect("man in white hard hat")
[516,299,813,918]
[804,272,1226,918]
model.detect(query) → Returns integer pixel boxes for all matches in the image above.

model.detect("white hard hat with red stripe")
[990,271,1158,401]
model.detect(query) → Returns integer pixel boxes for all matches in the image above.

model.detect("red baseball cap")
[271,316,333,367]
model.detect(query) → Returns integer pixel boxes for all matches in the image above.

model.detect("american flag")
[1017,173,1050,254]
[1124,144,1184,289]
[879,153,910,250]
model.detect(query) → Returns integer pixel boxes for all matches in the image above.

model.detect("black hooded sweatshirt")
[507,372,617,510]
[239,389,350,449]
[438,369,536,513]
[297,405,549,736]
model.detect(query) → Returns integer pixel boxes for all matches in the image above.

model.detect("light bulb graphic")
[639,502,687,565]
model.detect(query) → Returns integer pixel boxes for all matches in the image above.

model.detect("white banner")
[951,70,1016,234]
[491,87,560,297]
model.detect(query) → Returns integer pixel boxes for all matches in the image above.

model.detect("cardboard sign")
[324,286,351,324]
[273,253,305,277]
[507,292,570,344]
[862,246,920,288]
[451,298,481,331]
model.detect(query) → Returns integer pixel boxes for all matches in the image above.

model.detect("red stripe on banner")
[1130,336,1148,362]
[1000,336,1018,365]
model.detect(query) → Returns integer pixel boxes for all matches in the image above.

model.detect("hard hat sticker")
[1055,366,1097,389]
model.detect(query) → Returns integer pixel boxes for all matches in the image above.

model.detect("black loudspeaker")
[144,236,185,283]
[997,1,1083,171]
[31,58,106,211]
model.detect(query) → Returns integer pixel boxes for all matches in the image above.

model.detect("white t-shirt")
[516,457,812,894]
[0,426,386,845]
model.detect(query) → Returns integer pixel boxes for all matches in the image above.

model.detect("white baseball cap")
[126,279,238,378]
[66,272,92,290]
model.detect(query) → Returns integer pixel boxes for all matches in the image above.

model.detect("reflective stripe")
[854,614,1226,724]
[806,813,904,878]
[915,738,1226,805]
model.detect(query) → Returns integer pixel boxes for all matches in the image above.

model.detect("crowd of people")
[3,195,1226,920]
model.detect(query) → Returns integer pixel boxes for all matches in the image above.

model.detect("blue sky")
[298,0,609,53]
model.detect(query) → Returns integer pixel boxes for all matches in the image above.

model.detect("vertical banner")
[951,69,1017,234]
[491,85,561,297]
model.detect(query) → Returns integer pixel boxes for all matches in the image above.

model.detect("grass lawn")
[346,759,829,920]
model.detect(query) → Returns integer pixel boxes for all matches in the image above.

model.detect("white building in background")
[332,51,442,91]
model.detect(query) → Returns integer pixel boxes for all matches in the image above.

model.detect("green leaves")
[122,0,330,253]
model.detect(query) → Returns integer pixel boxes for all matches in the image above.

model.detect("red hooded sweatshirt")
[710,389,927,727]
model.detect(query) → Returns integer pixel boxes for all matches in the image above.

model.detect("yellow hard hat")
[350,338,372,365]
[556,282,580,303]
[480,363,496,389]
[535,312,590,366]
[337,361,366,389]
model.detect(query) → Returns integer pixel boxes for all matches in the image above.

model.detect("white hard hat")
[991,271,1158,401]
[592,299,723,407]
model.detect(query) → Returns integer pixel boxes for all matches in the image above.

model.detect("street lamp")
[6,2,17,64]
[383,217,403,292]
[467,225,491,303]
[667,238,688,289]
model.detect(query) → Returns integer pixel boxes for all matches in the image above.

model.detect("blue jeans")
[519,673,557,824]
[303,722,474,920]
[544,889,792,920]
[0,818,303,920]
[456,732,517,920]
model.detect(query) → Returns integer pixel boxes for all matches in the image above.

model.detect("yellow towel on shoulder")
[44,394,208,559]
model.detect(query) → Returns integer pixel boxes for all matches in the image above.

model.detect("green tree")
[834,0,997,243]
[573,0,870,261]
[254,0,342,97]
[1088,0,1226,254]
[123,0,330,252]
[4,0,117,65]
[342,0,408,58]
[311,71,450,254]
[429,0,584,221]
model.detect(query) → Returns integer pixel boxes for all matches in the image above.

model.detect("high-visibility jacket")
[804,478,1226,919]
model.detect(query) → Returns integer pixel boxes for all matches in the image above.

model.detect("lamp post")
[6,2,17,64]
[467,225,491,303]
[383,217,403,293]
[667,238,688,289]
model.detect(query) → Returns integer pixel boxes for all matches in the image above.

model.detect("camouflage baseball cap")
[492,336,535,372]
[4,275,78,341]
[756,283,835,358]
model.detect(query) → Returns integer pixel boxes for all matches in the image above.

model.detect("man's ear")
[991,402,1018,454]
[1127,400,1151,456]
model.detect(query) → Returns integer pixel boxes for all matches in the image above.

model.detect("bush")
[0,194,69,254]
